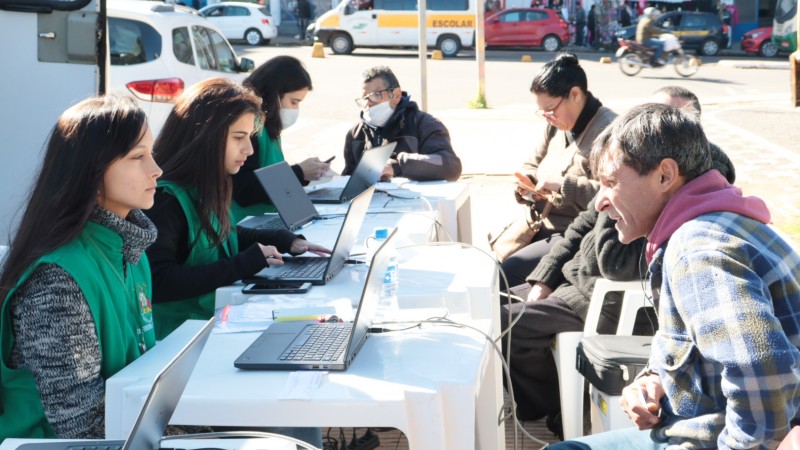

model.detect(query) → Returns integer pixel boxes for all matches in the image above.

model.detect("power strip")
[346,429,380,450]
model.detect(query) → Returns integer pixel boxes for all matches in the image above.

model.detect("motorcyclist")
[636,7,668,66]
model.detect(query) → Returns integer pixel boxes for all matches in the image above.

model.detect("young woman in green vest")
[0,96,162,440]
[231,55,332,223]
[145,77,330,340]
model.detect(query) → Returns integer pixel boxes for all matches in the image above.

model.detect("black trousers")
[499,229,564,293]
[500,295,584,421]
[501,287,652,421]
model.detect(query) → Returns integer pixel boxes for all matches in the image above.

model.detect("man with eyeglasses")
[501,86,737,439]
[342,65,462,182]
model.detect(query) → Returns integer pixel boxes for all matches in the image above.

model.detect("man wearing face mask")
[342,66,462,182]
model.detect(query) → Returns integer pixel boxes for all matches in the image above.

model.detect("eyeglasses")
[355,88,394,108]
[536,96,567,117]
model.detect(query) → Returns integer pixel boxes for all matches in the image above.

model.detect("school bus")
[310,0,476,57]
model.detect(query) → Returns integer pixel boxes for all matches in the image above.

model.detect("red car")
[484,8,569,51]
[741,26,779,57]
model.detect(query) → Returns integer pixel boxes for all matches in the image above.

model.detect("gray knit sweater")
[7,207,157,438]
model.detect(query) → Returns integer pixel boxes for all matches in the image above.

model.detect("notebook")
[307,142,396,204]
[17,318,215,450]
[237,161,321,232]
[242,186,375,286]
[234,228,397,371]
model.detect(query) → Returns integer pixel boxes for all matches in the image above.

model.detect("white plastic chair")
[552,278,649,439]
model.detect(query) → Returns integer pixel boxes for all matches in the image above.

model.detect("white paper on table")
[278,371,326,399]
[214,297,354,334]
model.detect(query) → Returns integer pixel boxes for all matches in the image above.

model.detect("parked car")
[741,26,780,57]
[108,0,255,136]
[615,11,728,56]
[199,2,278,46]
[484,7,569,51]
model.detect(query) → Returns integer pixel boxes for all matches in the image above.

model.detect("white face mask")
[280,108,300,129]
[363,101,394,128]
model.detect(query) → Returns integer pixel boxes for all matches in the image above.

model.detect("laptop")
[18,319,215,450]
[242,186,375,286]
[237,161,321,232]
[234,228,397,371]
[307,142,396,204]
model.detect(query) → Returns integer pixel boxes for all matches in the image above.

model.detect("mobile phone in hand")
[324,155,336,164]
[242,282,311,294]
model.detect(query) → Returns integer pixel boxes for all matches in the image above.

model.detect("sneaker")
[294,34,301,39]
[656,58,666,65]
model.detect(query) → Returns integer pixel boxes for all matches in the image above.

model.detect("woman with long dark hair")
[0,96,161,439]
[145,77,329,340]
[232,55,330,222]
[500,53,616,290]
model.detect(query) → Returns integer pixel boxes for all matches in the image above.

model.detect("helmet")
[643,7,660,18]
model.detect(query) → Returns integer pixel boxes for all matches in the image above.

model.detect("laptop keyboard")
[67,444,123,450]
[279,258,326,279]
[249,216,287,230]
[281,325,350,361]
[309,187,344,200]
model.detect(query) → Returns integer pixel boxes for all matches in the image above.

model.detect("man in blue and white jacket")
[550,103,800,450]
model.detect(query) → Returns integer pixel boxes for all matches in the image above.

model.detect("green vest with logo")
[0,222,156,440]
[231,130,283,223]
[154,181,238,339]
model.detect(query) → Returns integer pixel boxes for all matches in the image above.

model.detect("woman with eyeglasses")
[232,55,330,223]
[499,53,617,291]
[0,96,161,439]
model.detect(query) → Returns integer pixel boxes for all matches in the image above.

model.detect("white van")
[0,0,99,242]
[310,0,476,57]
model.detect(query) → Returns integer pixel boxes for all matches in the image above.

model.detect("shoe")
[294,34,301,39]
[656,58,666,65]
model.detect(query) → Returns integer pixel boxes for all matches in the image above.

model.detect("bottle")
[370,227,399,321]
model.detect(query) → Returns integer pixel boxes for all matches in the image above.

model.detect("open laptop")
[237,161,321,232]
[307,142,396,204]
[242,186,375,286]
[235,228,396,371]
[18,319,215,450]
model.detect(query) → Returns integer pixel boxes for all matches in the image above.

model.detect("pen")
[324,155,336,164]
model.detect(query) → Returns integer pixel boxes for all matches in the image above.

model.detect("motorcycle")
[615,33,701,77]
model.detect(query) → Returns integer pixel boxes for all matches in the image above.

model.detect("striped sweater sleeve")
[8,263,105,438]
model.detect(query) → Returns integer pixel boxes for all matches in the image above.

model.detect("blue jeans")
[547,427,669,449]
[645,38,665,62]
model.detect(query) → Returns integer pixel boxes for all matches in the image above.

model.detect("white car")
[200,2,278,46]
[107,0,255,136]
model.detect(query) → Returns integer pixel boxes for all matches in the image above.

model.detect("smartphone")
[241,282,311,294]
[324,155,336,164]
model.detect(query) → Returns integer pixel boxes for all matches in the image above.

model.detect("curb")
[717,60,791,70]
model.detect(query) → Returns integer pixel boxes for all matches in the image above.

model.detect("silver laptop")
[237,161,321,232]
[234,228,397,371]
[18,319,215,450]
[242,186,374,286]
[307,142,396,204]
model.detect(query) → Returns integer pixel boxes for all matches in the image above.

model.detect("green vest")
[0,222,156,440]
[231,130,283,223]
[154,181,238,339]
